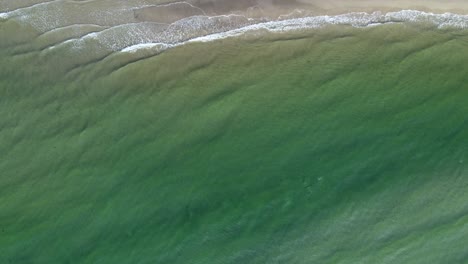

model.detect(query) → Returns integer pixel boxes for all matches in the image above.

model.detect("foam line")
[0,0,60,19]
[132,1,207,16]
[119,10,468,54]
[121,43,174,53]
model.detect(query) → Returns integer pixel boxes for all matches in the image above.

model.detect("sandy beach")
[130,0,468,23]
[167,0,468,17]
[297,0,468,14]
[4,0,468,20]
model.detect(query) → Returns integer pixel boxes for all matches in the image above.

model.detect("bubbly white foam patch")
[0,0,58,20]
[386,10,468,28]
[121,43,174,53]
[132,1,207,16]
[1,0,140,32]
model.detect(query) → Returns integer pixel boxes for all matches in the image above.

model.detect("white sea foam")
[117,10,468,54]
[132,1,207,16]
[121,43,174,53]
[0,0,57,20]
[7,6,468,56]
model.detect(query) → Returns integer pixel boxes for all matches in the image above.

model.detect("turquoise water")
[1,5,468,264]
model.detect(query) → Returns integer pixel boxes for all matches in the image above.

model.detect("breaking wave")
[3,2,468,56]
[3,2,468,77]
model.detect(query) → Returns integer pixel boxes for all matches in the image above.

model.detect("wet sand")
[132,0,468,22]
[176,0,468,17]
[297,0,468,14]
[4,0,468,20]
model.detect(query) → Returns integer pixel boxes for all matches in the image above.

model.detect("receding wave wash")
[1,0,468,263]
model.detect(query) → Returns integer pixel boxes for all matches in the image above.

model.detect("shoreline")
[3,0,468,19]
[295,0,468,15]
[119,9,468,54]
[3,1,468,60]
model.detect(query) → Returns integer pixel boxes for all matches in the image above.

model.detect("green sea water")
[1,18,468,264]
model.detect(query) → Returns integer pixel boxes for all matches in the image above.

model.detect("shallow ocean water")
[1,1,468,263]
